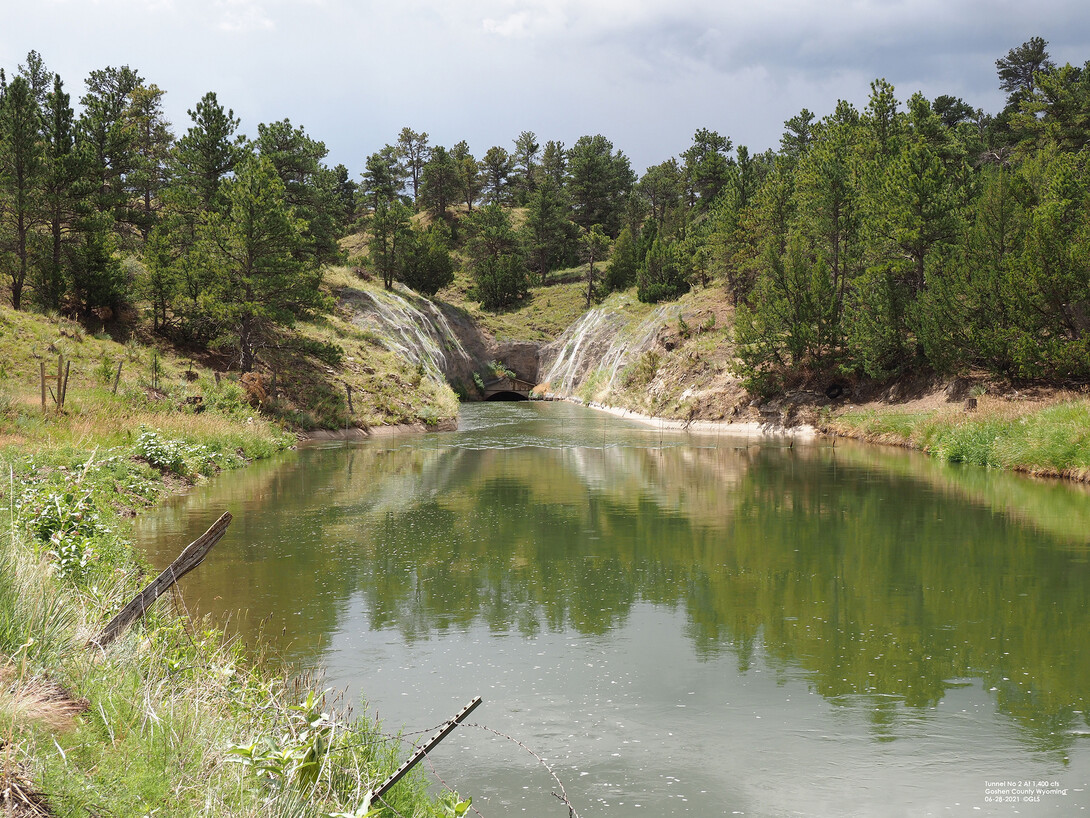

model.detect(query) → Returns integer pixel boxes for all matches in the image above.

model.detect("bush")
[135,429,190,475]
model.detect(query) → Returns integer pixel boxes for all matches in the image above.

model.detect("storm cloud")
[4,0,1089,173]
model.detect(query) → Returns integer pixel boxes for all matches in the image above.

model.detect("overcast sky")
[4,0,1089,175]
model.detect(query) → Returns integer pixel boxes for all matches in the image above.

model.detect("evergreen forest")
[2,37,1089,390]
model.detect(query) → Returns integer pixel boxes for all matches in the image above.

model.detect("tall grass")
[0,445,459,817]
[831,398,1090,480]
[0,419,454,815]
[0,466,77,669]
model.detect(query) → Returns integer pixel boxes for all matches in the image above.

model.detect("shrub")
[135,429,190,476]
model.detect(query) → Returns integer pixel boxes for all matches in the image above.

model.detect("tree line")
[703,37,1090,389]
[3,38,1089,385]
[0,53,350,371]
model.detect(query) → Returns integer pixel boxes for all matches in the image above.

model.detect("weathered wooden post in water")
[88,512,233,649]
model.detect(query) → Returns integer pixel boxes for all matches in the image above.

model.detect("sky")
[4,0,1090,176]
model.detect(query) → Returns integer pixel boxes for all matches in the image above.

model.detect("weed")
[95,356,116,386]
[487,360,516,380]
[623,350,661,388]
[678,315,691,339]
[135,428,190,476]
[832,399,1090,479]
[149,351,163,389]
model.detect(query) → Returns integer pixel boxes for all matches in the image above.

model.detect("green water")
[136,402,1090,816]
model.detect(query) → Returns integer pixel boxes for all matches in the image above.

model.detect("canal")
[135,401,1090,815]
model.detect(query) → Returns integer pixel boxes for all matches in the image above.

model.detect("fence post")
[88,512,233,649]
[61,360,71,408]
[368,697,482,803]
[112,361,123,395]
[40,361,46,413]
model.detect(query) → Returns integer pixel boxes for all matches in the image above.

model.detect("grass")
[829,396,1090,481]
[0,302,465,816]
[435,263,592,343]
[0,440,462,818]
[0,269,461,437]
[254,268,460,431]
[563,286,739,420]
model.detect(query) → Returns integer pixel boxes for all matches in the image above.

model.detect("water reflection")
[136,402,1090,812]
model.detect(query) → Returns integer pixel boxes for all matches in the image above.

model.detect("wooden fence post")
[346,384,354,414]
[112,361,123,395]
[87,512,233,649]
[40,361,46,413]
[60,360,71,409]
[56,354,63,409]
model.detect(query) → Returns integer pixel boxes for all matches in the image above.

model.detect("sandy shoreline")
[551,396,823,440]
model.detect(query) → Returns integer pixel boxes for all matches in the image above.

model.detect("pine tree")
[362,145,404,211]
[451,141,481,212]
[636,238,689,303]
[78,65,143,232]
[0,75,44,309]
[368,198,411,290]
[465,204,528,309]
[579,224,611,307]
[681,128,732,207]
[567,135,635,236]
[255,118,341,264]
[420,145,458,219]
[124,83,173,237]
[638,159,682,233]
[605,225,640,292]
[521,178,577,283]
[512,130,540,205]
[398,224,454,296]
[481,146,513,205]
[170,91,243,212]
[37,75,83,311]
[197,156,326,372]
[396,127,430,205]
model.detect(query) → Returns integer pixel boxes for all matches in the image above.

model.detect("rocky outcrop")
[339,283,542,393]
[495,341,540,383]
[538,300,681,398]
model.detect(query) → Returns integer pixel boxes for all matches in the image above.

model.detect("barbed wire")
[351,718,581,818]
[463,723,580,818]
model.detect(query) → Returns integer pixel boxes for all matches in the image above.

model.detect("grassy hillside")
[437,263,592,343]
[345,221,594,345]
